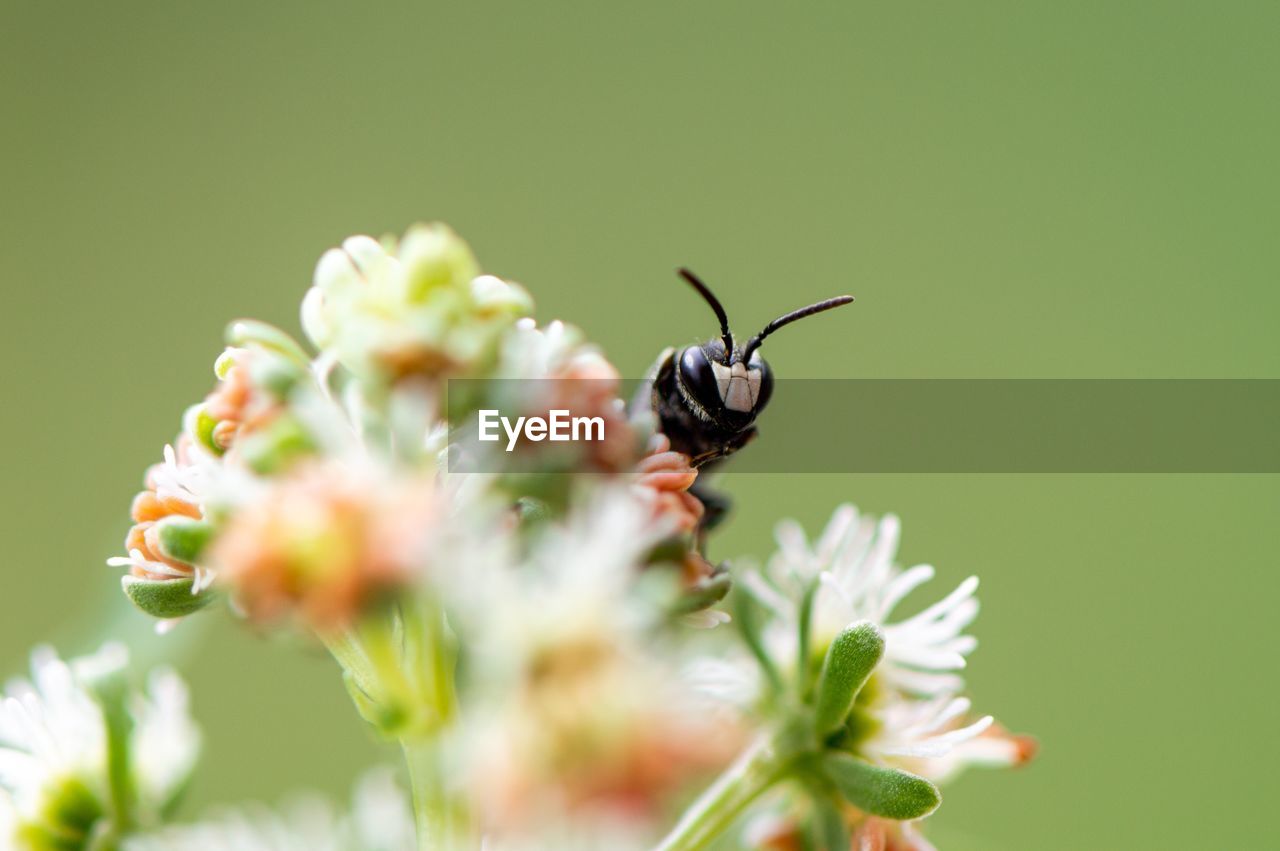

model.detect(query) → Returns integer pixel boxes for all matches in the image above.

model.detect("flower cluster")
[79,223,1034,849]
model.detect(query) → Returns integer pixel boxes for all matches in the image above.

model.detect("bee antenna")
[741,295,855,363]
[677,268,734,357]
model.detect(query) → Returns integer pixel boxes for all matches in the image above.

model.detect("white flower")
[870,694,990,760]
[866,692,1034,784]
[0,646,112,830]
[0,645,200,846]
[710,505,1030,784]
[747,505,980,697]
[0,795,13,840]
[150,442,214,509]
[123,768,415,851]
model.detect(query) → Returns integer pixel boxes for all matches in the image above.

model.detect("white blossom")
[748,505,980,697]
[0,645,200,846]
[706,505,1030,784]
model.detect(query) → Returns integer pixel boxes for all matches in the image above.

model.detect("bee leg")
[691,480,732,553]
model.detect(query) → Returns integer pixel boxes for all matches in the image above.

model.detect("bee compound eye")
[678,345,726,413]
[751,358,774,413]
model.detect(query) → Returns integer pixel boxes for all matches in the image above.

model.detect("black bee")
[635,268,854,534]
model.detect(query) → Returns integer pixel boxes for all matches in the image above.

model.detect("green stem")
[89,671,136,840]
[402,737,470,851]
[654,736,791,851]
[324,601,473,849]
[398,600,471,848]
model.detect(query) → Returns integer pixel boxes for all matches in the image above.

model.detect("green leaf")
[153,516,214,565]
[122,576,214,619]
[822,754,941,820]
[812,621,884,736]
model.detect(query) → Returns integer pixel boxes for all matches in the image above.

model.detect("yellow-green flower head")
[301,224,533,381]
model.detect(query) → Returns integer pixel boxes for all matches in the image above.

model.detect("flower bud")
[184,403,224,456]
[398,222,480,302]
[152,515,215,565]
[225,319,310,366]
[246,350,307,400]
[300,284,334,349]
[471,273,533,316]
[196,346,307,459]
[235,414,315,474]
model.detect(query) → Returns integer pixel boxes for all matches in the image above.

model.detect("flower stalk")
[324,597,472,850]
[655,736,792,851]
[402,737,469,851]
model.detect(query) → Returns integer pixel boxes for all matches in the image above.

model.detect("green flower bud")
[213,348,238,380]
[236,415,314,474]
[225,319,311,365]
[183,403,224,456]
[247,351,307,400]
[398,223,480,303]
[152,516,215,565]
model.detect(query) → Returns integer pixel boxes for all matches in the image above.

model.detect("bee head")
[675,338,774,428]
[673,268,852,429]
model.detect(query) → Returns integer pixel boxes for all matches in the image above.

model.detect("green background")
[2,2,1277,847]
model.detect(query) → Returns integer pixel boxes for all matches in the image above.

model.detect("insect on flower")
[634,268,853,535]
